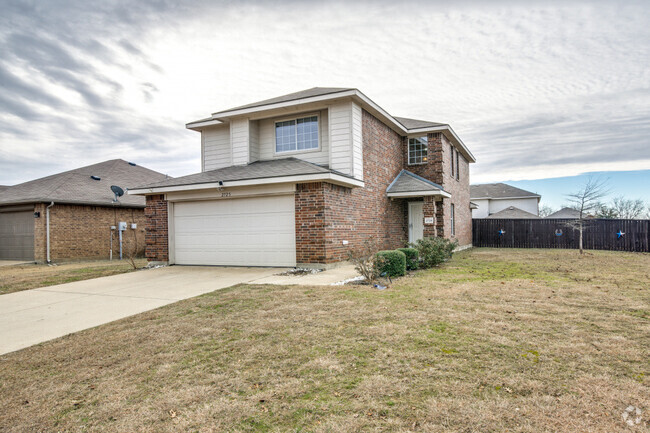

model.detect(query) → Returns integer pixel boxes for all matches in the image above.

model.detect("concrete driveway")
[0,266,282,355]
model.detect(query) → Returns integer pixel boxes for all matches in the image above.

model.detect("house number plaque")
[424,217,434,225]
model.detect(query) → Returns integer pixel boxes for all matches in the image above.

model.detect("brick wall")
[406,133,444,185]
[144,194,169,262]
[295,110,408,264]
[33,203,146,263]
[295,183,326,263]
[437,134,472,247]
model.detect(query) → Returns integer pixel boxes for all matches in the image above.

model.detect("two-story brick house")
[130,88,475,267]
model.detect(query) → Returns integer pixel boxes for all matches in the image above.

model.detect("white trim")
[387,190,451,199]
[187,89,476,162]
[186,119,225,129]
[167,201,175,264]
[407,136,428,166]
[470,195,541,200]
[129,173,364,195]
[211,90,358,118]
[273,113,321,155]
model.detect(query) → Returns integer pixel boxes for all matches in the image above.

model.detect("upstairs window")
[451,203,455,236]
[450,143,454,177]
[408,136,428,165]
[456,150,460,180]
[275,115,319,153]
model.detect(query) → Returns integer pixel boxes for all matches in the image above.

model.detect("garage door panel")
[173,195,296,267]
[0,211,34,261]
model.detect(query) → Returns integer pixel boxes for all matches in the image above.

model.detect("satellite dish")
[111,185,124,202]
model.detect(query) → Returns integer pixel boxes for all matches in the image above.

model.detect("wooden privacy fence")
[472,218,649,252]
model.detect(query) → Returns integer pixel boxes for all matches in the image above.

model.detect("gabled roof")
[546,207,581,219]
[386,170,450,197]
[187,87,476,163]
[213,87,353,115]
[0,160,167,208]
[0,185,9,192]
[470,183,540,200]
[486,206,540,219]
[130,158,361,193]
[394,116,446,130]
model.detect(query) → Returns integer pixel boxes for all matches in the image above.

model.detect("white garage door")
[173,195,296,267]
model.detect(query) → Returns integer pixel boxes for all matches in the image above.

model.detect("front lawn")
[0,259,148,295]
[0,249,648,432]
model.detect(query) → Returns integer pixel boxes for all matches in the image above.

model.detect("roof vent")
[90,175,101,181]
[128,162,136,166]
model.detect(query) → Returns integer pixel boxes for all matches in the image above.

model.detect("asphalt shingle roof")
[546,207,581,219]
[470,183,540,199]
[386,170,448,194]
[486,206,540,219]
[213,87,354,115]
[209,88,448,132]
[136,158,346,189]
[0,160,167,208]
[393,117,446,129]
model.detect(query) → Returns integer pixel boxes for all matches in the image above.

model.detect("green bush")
[375,250,406,277]
[397,247,419,270]
[410,237,458,268]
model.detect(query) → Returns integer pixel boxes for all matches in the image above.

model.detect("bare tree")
[125,226,145,270]
[594,202,618,219]
[565,177,609,254]
[346,236,381,283]
[538,204,555,218]
[610,197,645,219]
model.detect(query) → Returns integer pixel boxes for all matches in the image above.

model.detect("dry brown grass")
[0,249,648,432]
[0,259,148,295]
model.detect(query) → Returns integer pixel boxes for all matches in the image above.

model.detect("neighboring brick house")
[0,160,167,262]
[131,88,476,267]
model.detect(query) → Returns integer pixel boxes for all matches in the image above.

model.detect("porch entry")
[408,202,424,244]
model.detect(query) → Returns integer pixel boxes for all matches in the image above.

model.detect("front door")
[408,202,424,244]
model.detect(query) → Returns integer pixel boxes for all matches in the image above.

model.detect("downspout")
[46,202,54,264]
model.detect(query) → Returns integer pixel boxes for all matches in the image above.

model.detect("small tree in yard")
[565,177,609,254]
[347,237,381,283]
[125,227,146,270]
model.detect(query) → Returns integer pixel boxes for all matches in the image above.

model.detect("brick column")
[144,194,169,262]
[436,197,446,238]
[33,203,47,263]
[423,196,437,238]
[295,183,326,264]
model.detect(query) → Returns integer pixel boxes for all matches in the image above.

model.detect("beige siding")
[249,120,260,162]
[202,125,231,171]
[256,110,329,166]
[351,102,363,180]
[231,118,250,166]
[489,197,539,216]
[329,101,352,176]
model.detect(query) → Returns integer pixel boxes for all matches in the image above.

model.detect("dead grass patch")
[0,249,648,432]
[0,259,148,295]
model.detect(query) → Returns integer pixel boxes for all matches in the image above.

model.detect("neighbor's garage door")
[0,210,34,260]
[173,195,296,267]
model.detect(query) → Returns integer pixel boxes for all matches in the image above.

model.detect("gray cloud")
[0,0,648,185]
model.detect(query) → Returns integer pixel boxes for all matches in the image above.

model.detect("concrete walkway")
[0,264,359,355]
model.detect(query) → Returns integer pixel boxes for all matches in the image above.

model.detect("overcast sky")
[1,0,649,189]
